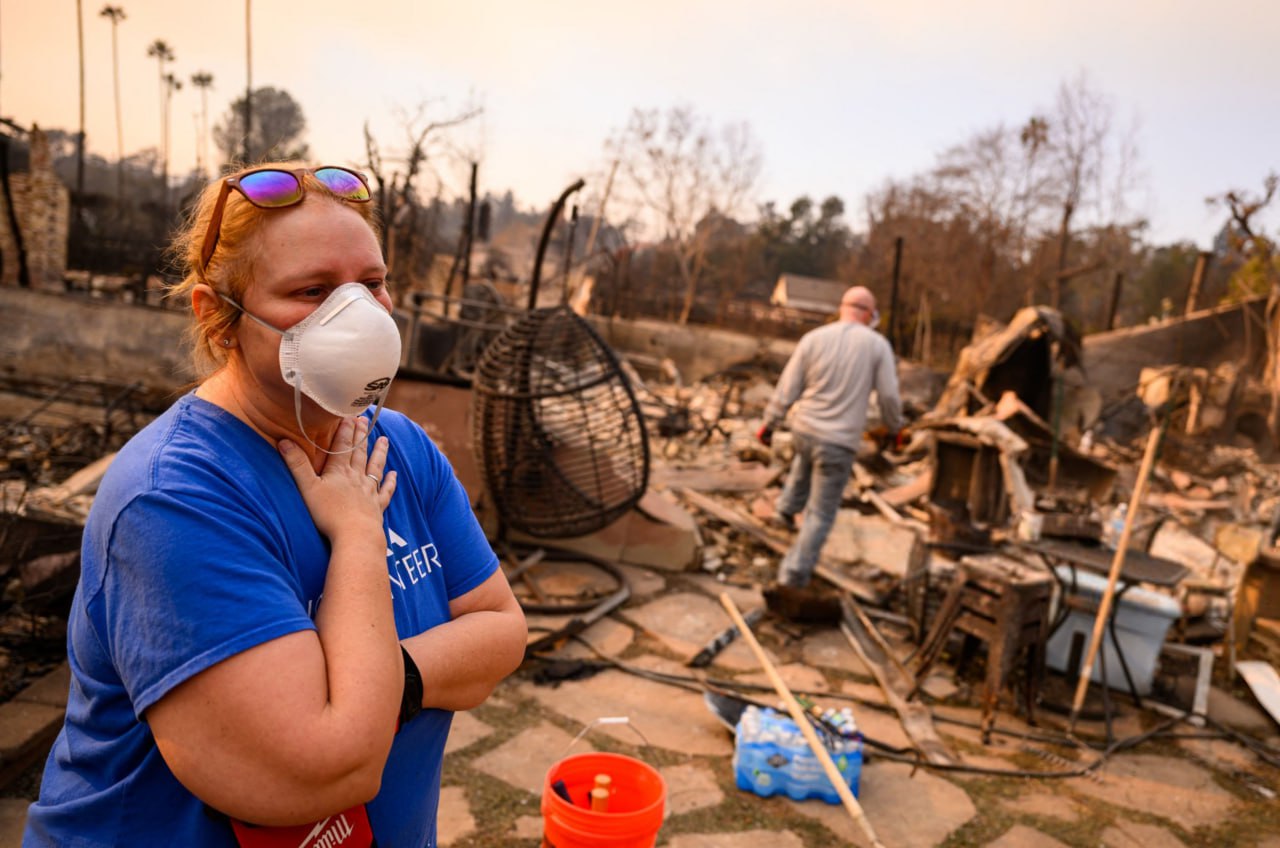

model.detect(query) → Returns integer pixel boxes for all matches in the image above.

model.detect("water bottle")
[1103,503,1127,550]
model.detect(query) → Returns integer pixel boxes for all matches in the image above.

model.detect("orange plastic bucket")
[541,752,666,848]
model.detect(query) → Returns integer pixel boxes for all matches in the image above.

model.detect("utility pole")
[889,236,904,355]
[460,161,478,287]
[75,0,86,207]
[243,0,252,164]
[1184,251,1212,316]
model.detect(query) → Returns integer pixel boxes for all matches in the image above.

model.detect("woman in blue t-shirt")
[24,164,527,848]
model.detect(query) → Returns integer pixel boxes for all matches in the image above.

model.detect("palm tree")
[99,5,127,199]
[163,72,182,188]
[146,39,175,200]
[190,71,213,176]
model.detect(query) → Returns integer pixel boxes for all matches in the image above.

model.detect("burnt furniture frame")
[908,554,1054,742]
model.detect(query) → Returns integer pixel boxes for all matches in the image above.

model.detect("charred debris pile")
[3,304,1279,770]
[0,374,157,705]
[605,306,1280,735]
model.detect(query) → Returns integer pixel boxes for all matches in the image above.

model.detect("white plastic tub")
[1045,565,1182,696]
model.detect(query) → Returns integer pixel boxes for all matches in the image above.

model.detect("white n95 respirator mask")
[220,283,402,453]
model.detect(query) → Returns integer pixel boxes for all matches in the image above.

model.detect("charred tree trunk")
[1106,271,1124,330]
[1050,200,1073,310]
[1266,291,1280,442]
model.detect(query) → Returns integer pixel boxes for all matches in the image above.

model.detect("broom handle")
[1068,424,1162,727]
[719,593,886,848]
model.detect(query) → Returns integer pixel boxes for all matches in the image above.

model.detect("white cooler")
[1045,565,1182,696]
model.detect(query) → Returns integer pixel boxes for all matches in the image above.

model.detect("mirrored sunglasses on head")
[200,166,372,271]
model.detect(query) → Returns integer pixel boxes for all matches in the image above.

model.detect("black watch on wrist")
[399,645,423,728]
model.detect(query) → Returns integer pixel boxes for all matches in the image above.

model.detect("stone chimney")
[0,125,70,289]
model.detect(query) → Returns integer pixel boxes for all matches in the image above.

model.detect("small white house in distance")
[769,273,847,316]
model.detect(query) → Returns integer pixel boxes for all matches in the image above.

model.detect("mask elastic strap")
[218,293,286,336]
[366,390,388,433]
[291,382,389,457]
[292,382,354,456]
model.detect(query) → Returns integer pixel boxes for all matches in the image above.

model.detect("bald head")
[839,286,878,326]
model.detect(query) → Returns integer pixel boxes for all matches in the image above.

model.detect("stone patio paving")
[428,566,1280,846]
[3,564,1278,847]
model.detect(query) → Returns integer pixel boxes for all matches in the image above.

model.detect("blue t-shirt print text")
[386,524,443,594]
[306,524,445,618]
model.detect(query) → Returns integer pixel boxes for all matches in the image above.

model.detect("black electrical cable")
[527,639,1109,779]
[1201,714,1280,769]
[528,632,1280,779]
[509,545,631,615]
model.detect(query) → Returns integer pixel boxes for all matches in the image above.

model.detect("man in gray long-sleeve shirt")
[758,285,903,592]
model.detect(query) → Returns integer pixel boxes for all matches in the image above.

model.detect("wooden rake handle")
[1068,423,1163,727]
[719,593,887,848]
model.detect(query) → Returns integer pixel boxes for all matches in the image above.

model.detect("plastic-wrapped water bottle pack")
[733,705,862,803]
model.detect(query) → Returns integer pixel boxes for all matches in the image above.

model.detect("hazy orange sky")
[3,0,1277,246]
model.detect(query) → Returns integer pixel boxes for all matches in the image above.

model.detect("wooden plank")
[881,471,931,508]
[49,451,117,499]
[1251,618,1280,662]
[862,488,905,524]
[839,596,958,766]
[1253,618,1280,639]
[674,487,884,604]
[1236,661,1280,728]
[1144,493,1233,513]
[814,564,884,606]
[652,463,782,493]
[854,470,932,536]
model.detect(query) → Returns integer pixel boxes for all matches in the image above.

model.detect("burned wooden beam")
[838,595,957,766]
[674,486,885,605]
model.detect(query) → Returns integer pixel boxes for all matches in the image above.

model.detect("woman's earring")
[222,338,233,348]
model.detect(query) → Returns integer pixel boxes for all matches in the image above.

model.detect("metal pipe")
[460,161,478,290]
[559,203,579,304]
[529,178,585,311]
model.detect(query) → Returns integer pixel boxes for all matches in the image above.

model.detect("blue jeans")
[776,432,856,588]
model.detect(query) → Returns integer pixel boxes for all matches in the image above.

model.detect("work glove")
[866,426,909,453]
[893,427,911,451]
[864,426,890,450]
[755,424,774,447]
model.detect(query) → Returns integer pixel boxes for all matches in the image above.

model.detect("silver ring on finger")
[366,473,381,485]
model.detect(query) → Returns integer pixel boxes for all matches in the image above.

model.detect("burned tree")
[850,75,1147,351]
[213,86,309,166]
[1040,74,1144,313]
[1209,174,1280,437]
[362,100,480,296]
[607,106,762,324]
